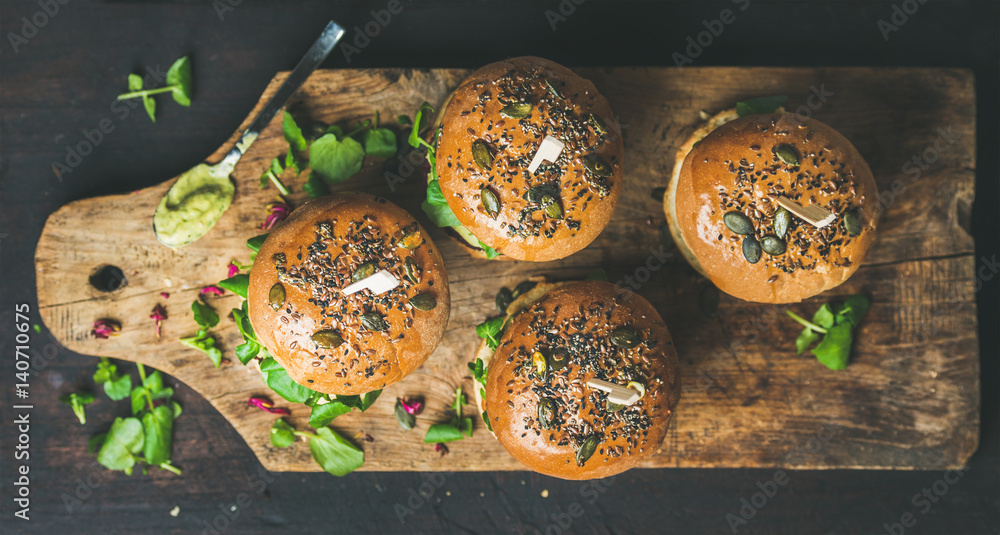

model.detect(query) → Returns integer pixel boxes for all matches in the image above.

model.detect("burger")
[417,56,624,261]
[247,192,450,395]
[470,280,681,480]
[663,99,879,303]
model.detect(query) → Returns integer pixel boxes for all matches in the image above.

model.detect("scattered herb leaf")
[59,392,95,424]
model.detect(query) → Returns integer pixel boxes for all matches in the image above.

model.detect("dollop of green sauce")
[153,163,235,248]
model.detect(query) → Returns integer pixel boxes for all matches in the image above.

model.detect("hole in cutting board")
[89,265,128,292]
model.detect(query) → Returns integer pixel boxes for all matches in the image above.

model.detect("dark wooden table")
[2,1,997,533]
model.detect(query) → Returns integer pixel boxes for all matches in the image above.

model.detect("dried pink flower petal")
[434,443,449,456]
[259,201,291,230]
[91,319,121,339]
[247,397,291,415]
[159,292,170,299]
[399,397,424,416]
[150,304,167,338]
[227,262,239,278]
[200,285,224,296]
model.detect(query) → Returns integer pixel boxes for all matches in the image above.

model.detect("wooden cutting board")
[35,67,979,472]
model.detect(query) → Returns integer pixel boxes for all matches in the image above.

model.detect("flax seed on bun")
[247,193,450,396]
[664,111,878,303]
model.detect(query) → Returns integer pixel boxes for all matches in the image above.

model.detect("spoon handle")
[219,20,345,170]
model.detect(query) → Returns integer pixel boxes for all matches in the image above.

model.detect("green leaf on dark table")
[96,417,144,473]
[309,133,365,184]
[94,357,133,401]
[836,295,870,327]
[812,303,837,330]
[218,274,250,299]
[59,392,95,424]
[165,55,193,107]
[811,322,854,371]
[88,432,107,455]
[795,328,820,355]
[141,405,174,466]
[309,427,364,477]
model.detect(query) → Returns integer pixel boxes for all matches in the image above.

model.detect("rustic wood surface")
[35,66,978,473]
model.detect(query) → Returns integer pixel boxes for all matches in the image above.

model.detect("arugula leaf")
[478,239,500,259]
[408,103,434,150]
[786,294,870,370]
[736,95,788,117]
[259,158,290,195]
[88,432,107,455]
[232,303,257,343]
[468,358,488,388]
[96,417,144,473]
[394,399,416,430]
[247,233,268,252]
[308,401,352,429]
[303,172,331,198]
[309,133,365,184]
[259,357,313,404]
[218,274,250,299]
[130,386,148,416]
[812,304,836,330]
[235,340,262,365]
[811,323,853,370]
[128,74,156,123]
[165,56,193,107]
[836,295,870,327]
[423,386,472,444]
[116,55,192,120]
[141,405,174,466]
[326,124,344,138]
[361,128,397,158]
[795,328,820,355]
[59,392,95,424]
[282,111,308,154]
[180,330,222,368]
[421,180,462,227]
[424,423,465,443]
[309,427,364,477]
[475,317,505,351]
[94,358,133,401]
[191,300,219,330]
[270,418,296,448]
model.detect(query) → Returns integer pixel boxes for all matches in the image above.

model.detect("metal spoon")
[153,21,345,248]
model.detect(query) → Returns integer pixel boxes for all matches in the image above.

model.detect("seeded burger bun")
[248,193,450,396]
[482,281,681,480]
[433,56,624,261]
[664,110,878,303]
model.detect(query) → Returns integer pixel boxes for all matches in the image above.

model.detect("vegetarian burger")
[425,56,624,261]
[473,280,681,480]
[247,193,450,395]
[664,105,879,303]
